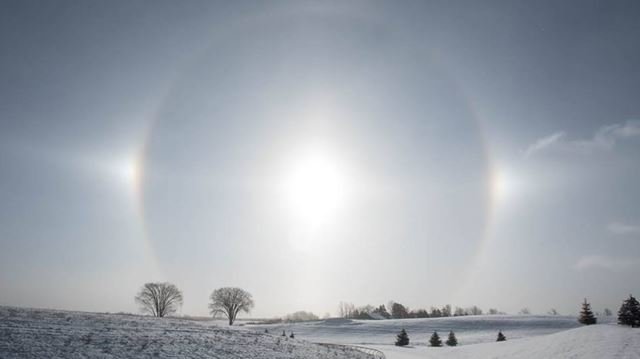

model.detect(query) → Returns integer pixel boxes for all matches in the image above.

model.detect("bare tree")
[467,306,483,316]
[338,302,355,318]
[209,287,254,325]
[135,282,183,317]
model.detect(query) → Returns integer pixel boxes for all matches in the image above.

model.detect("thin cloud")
[525,120,640,157]
[573,255,639,272]
[523,132,566,157]
[608,222,640,235]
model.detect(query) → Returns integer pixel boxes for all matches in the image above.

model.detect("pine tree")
[429,331,442,347]
[372,304,391,319]
[395,329,410,346]
[289,332,295,339]
[281,330,286,337]
[618,294,640,328]
[579,298,597,325]
[445,331,457,346]
[496,331,506,342]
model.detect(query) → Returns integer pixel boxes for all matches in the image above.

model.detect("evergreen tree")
[289,332,295,339]
[429,331,442,347]
[579,298,597,325]
[618,294,640,328]
[445,331,457,346]
[372,305,391,319]
[281,330,286,337]
[395,329,410,346]
[496,331,506,342]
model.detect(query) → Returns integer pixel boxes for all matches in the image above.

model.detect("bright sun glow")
[283,151,348,226]
[491,166,522,205]
[111,153,142,195]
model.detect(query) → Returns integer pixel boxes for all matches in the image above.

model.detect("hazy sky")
[1,0,640,318]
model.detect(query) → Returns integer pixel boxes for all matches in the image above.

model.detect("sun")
[491,165,523,206]
[108,151,143,197]
[491,169,510,203]
[283,151,348,226]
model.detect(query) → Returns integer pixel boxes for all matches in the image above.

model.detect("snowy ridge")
[0,306,373,359]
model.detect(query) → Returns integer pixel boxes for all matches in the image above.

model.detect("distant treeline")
[337,301,505,320]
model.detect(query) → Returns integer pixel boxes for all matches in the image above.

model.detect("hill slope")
[255,315,584,346]
[374,324,640,359]
[0,307,371,359]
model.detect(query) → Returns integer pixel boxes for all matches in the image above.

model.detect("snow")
[253,315,640,358]
[370,324,640,359]
[255,315,584,346]
[0,307,371,359]
[2,307,639,358]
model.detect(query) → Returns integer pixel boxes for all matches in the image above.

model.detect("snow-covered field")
[0,307,371,359]
[254,315,640,359]
[255,315,584,346]
[2,306,639,358]
[370,324,640,359]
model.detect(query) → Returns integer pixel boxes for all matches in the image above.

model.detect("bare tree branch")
[135,282,183,317]
[209,287,254,325]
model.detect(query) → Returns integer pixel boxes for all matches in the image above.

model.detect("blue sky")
[1,0,640,317]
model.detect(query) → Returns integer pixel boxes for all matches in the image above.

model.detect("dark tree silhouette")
[430,307,443,317]
[579,298,597,325]
[289,332,295,339]
[395,329,409,346]
[496,331,506,342]
[468,306,482,315]
[209,287,254,325]
[429,331,442,347]
[134,282,183,317]
[414,309,429,318]
[618,294,640,327]
[391,302,409,319]
[441,305,452,317]
[454,307,466,316]
[445,331,458,346]
[372,304,391,319]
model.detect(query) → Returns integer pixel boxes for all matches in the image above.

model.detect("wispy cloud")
[523,132,566,157]
[524,120,640,157]
[608,222,640,235]
[573,255,639,272]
